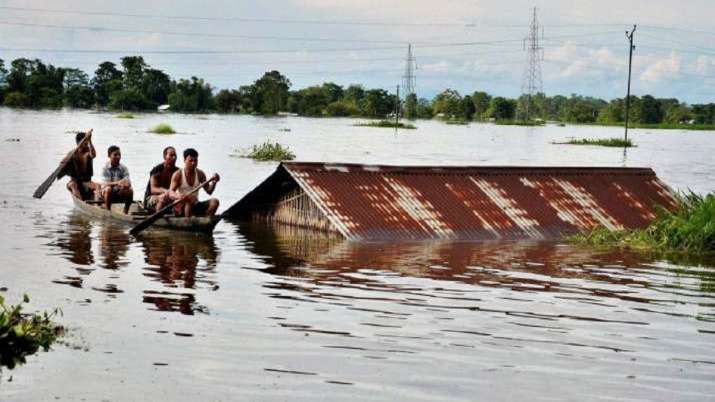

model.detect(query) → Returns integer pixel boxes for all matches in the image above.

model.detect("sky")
[0,0,714,103]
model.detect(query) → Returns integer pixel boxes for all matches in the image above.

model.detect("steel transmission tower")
[520,7,544,121]
[402,44,416,99]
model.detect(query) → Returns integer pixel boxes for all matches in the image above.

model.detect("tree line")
[0,56,713,125]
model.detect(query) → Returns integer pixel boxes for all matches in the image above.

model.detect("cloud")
[639,52,681,82]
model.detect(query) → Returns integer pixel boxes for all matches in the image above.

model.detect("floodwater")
[1,108,715,401]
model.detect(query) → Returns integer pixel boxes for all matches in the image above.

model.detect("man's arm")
[199,170,219,195]
[150,174,167,195]
[168,170,181,200]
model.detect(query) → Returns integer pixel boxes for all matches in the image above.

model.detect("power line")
[0,5,465,27]
[519,7,543,121]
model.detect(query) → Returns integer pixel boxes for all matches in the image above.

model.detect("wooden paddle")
[130,177,218,236]
[33,129,92,199]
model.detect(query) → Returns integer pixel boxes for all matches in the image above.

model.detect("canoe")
[72,197,221,233]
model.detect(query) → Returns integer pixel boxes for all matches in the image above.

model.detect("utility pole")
[624,25,637,142]
[395,85,400,128]
[520,7,543,122]
[402,44,416,99]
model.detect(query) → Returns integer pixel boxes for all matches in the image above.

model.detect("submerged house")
[224,162,677,241]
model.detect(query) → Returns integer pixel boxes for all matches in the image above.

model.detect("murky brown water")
[1,108,715,400]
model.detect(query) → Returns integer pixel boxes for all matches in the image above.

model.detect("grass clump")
[555,137,634,147]
[240,142,296,161]
[116,112,135,119]
[149,123,176,134]
[0,294,62,369]
[355,120,417,129]
[569,192,715,254]
[445,119,469,125]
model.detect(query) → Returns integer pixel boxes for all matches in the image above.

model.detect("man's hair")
[75,132,86,144]
[163,146,176,157]
[183,148,198,160]
[107,145,120,156]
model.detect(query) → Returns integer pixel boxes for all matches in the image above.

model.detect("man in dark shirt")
[144,146,178,212]
[65,130,98,200]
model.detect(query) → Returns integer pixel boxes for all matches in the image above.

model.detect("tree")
[120,56,148,90]
[485,97,516,120]
[416,98,433,118]
[321,82,344,103]
[167,76,214,112]
[141,68,171,107]
[92,62,123,107]
[471,91,490,120]
[404,93,418,119]
[215,89,243,113]
[432,89,462,118]
[63,68,95,108]
[461,95,476,121]
[0,58,7,103]
[637,95,663,124]
[251,70,291,115]
[344,84,365,103]
[324,100,359,117]
[360,88,393,118]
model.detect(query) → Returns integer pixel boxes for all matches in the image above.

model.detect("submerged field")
[1,108,715,400]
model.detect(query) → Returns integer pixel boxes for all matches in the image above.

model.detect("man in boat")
[169,148,220,217]
[144,146,178,212]
[65,130,99,200]
[100,145,133,213]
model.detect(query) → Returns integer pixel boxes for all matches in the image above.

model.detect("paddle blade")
[33,163,66,199]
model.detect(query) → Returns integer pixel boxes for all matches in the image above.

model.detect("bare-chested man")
[169,148,220,217]
[100,145,133,213]
[144,146,178,212]
[66,130,99,200]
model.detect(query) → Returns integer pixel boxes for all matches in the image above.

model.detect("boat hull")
[72,197,221,233]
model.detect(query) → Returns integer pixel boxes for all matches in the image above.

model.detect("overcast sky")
[1,0,713,103]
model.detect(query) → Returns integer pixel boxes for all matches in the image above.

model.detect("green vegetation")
[0,294,61,369]
[495,119,545,126]
[570,192,715,253]
[555,137,634,147]
[116,112,135,119]
[240,142,296,161]
[445,120,469,125]
[1,56,714,129]
[149,123,176,134]
[355,120,417,129]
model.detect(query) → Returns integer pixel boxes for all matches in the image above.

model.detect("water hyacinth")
[0,295,62,370]
[570,192,715,253]
[239,142,296,161]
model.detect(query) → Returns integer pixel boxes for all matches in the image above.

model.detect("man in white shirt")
[100,145,133,213]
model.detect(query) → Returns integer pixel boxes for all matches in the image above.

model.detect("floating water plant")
[555,138,634,147]
[149,123,176,134]
[355,120,416,129]
[237,142,296,161]
[0,294,62,370]
[570,192,715,253]
[116,112,135,119]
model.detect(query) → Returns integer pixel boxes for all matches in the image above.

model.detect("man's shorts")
[69,179,95,200]
[174,200,210,216]
[99,185,126,201]
[146,194,169,212]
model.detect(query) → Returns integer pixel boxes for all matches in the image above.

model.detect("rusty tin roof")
[225,162,677,241]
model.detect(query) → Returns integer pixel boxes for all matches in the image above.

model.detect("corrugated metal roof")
[225,162,678,241]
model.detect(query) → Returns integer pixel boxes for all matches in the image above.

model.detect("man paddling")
[66,130,99,200]
[100,145,133,213]
[144,146,178,212]
[169,148,220,217]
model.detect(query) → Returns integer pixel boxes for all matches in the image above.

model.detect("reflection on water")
[47,212,219,314]
[237,222,715,364]
[139,231,219,315]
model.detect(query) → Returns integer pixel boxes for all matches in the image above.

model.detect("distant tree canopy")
[0,56,712,125]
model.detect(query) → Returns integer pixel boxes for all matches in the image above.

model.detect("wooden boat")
[72,197,221,233]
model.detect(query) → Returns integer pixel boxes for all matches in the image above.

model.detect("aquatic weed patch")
[0,295,62,370]
[236,142,296,161]
[149,123,176,134]
[555,137,634,147]
[116,112,135,119]
[570,192,715,253]
[355,120,416,129]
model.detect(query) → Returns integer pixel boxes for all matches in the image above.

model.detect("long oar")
[130,177,217,236]
[33,130,92,199]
